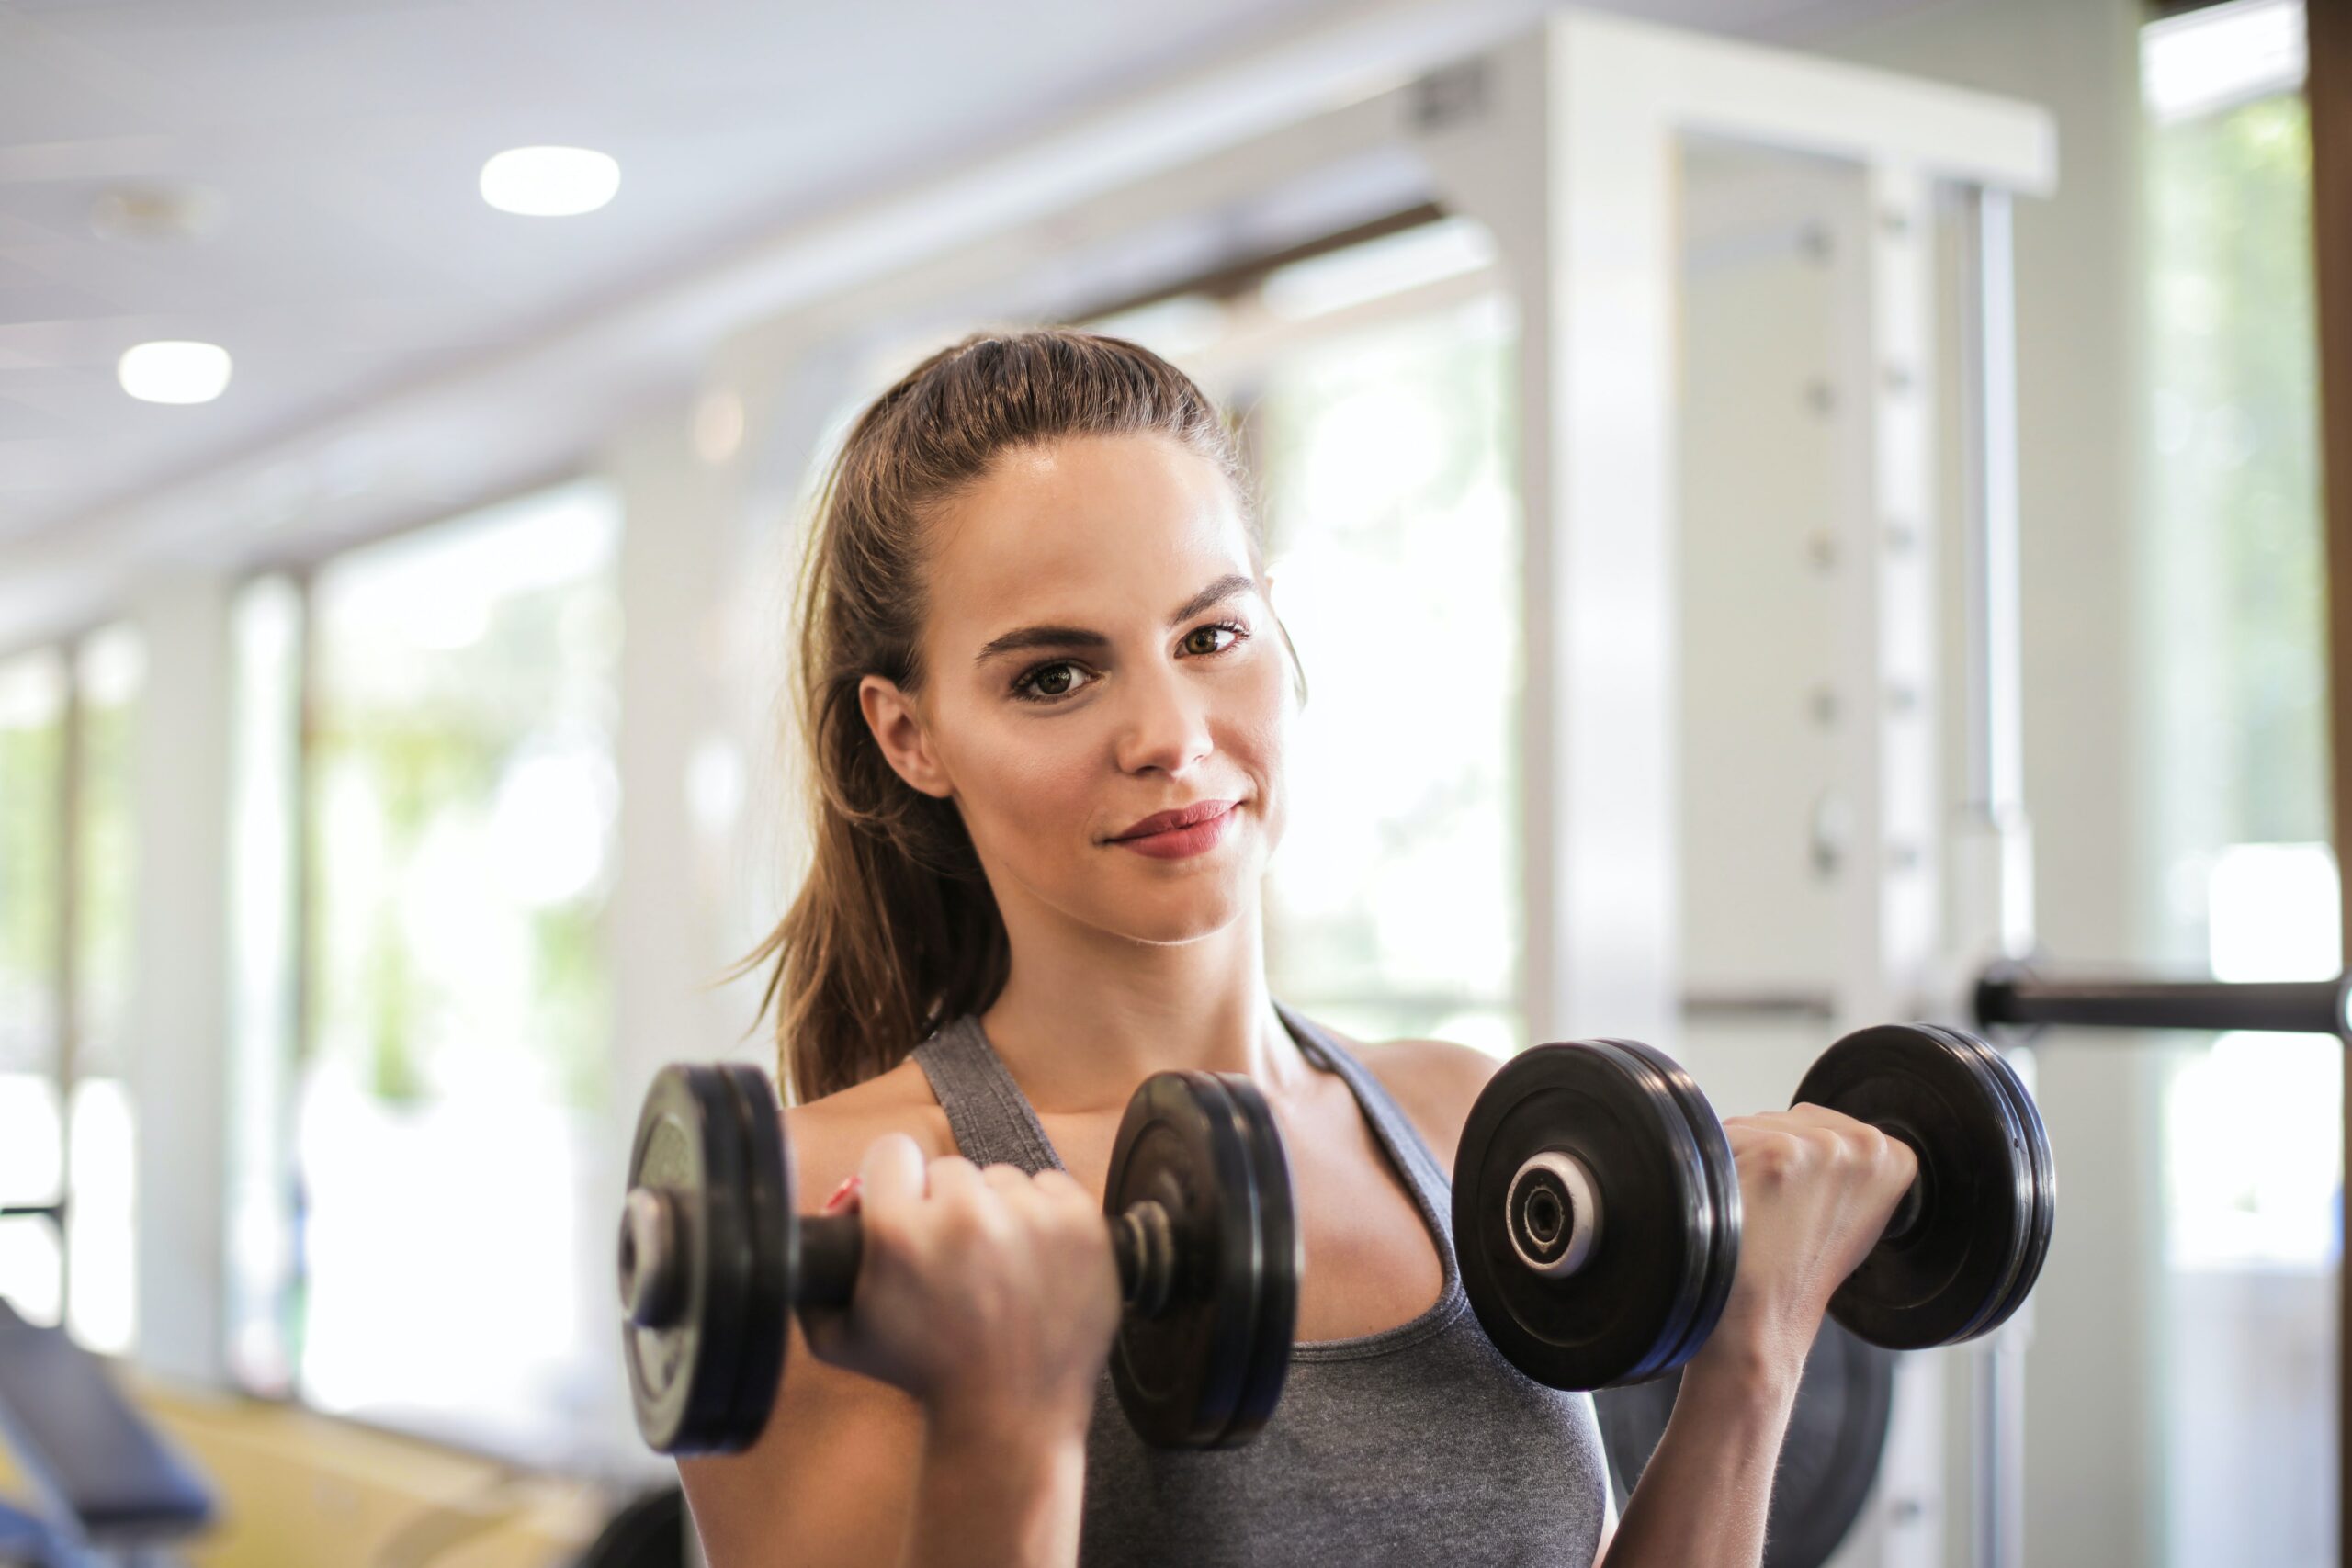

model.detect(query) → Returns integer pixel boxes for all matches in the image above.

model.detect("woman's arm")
[900,1405,1091,1568]
[1600,1107,1916,1568]
[677,1319,1093,1568]
[676,1100,1115,1568]
[1589,1338,1800,1566]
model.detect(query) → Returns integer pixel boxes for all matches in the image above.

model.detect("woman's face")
[861,431,1292,946]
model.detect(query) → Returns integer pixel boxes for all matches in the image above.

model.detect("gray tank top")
[910,998,1610,1567]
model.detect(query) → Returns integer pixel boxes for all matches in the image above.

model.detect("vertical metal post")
[1959,186,2036,959]
[1956,181,2030,1568]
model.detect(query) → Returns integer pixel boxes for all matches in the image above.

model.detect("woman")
[678,329,1916,1566]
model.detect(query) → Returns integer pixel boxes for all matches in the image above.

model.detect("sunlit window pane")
[2140,8,2332,1561]
[66,626,143,1353]
[0,649,65,1319]
[65,1077,135,1354]
[1250,290,1522,1053]
[296,479,622,1461]
[72,627,143,1082]
[0,651,64,1081]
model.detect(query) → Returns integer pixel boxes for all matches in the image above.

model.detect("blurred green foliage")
[2147,92,2323,846]
[309,529,619,1112]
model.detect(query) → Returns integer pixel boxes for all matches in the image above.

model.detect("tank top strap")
[1272,1001,1454,1193]
[909,1014,1069,1176]
[1268,998,1463,1280]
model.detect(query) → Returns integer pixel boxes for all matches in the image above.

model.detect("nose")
[1113,655,1214,776]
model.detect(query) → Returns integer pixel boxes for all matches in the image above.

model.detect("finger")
[859,1133,928,1208]
[1781,1101,1870,1135]
[979,1163,1034,1196]
[1030,1168,1095,1211]
[925,1155,984,1194]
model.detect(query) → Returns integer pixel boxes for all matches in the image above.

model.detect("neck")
[977,900,1314,1114]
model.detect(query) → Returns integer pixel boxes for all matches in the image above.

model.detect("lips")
[1111,798,1237,842]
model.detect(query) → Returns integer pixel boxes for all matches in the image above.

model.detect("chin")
[1095,878,1253,946]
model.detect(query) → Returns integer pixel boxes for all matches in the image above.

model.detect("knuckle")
[1034,1169,1085,1199]
[1748,1132,1802,1183]
[979,1162,1029,1190]
[859,1204,911,1255]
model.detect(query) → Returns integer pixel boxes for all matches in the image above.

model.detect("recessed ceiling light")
[118,340,232,404]
[480,146,620,217]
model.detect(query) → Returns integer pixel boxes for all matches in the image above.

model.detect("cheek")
[1227,645,1292,813]
[959,707,1099,845]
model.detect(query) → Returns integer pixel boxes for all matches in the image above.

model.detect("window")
[0,649,66,1323]
[0,628,144,1353]
[228,479,623,1464]
[2139,2,2331,1562]
[1247,291,1521,1056]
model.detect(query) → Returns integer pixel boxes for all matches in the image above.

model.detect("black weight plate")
[1453,1041,1728,1391]
[1922,1025,2055,1337]
[714,1065,793,1450]
[1794,1025,2034,1349]
[1208,1070,1300,1448]
[623,1065,760,1453]
[1598,1038,1741,1374]
[1106,1072,1263,1448]
[1596,1316,1895,1568]
[1973,1032,2054,1334]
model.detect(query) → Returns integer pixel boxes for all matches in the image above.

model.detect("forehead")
[923,434,1253,644]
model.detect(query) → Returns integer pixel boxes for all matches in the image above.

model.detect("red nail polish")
[821,1175,862,1213]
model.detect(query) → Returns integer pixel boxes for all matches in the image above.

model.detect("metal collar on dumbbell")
[1504,1151,1601,1278]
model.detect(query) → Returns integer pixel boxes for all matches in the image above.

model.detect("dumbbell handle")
[621,1186,1177,1329]
[791,1200,1181,1314]
[795,1213,862,1309]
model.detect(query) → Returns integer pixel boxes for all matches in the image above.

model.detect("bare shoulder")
[784,1057,960,1206]
[1321,1023,1503,1177]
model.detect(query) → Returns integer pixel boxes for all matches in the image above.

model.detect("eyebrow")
[973,572,1257,666]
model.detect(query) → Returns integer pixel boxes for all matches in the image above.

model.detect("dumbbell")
[617,1062,1300,1455]
[1453,1022,2055,1391]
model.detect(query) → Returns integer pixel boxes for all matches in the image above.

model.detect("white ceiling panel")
[0,0,1939,572]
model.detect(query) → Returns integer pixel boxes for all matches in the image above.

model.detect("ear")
[858,674,955,800]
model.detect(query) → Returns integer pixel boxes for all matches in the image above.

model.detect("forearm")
[1598,1340,1803,1568]
[898,1407,1090,1568]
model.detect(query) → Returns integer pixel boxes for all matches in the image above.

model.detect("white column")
[1414,17,1682,1050]
[127,572,233,1385]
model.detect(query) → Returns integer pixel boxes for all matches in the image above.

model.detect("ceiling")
[0,0,1935,615]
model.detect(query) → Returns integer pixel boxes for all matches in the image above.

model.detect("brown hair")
[746,327,1304,1102]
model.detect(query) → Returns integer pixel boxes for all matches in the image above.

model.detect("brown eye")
[1183,623,1246,657]
[1010,660,1095,704]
